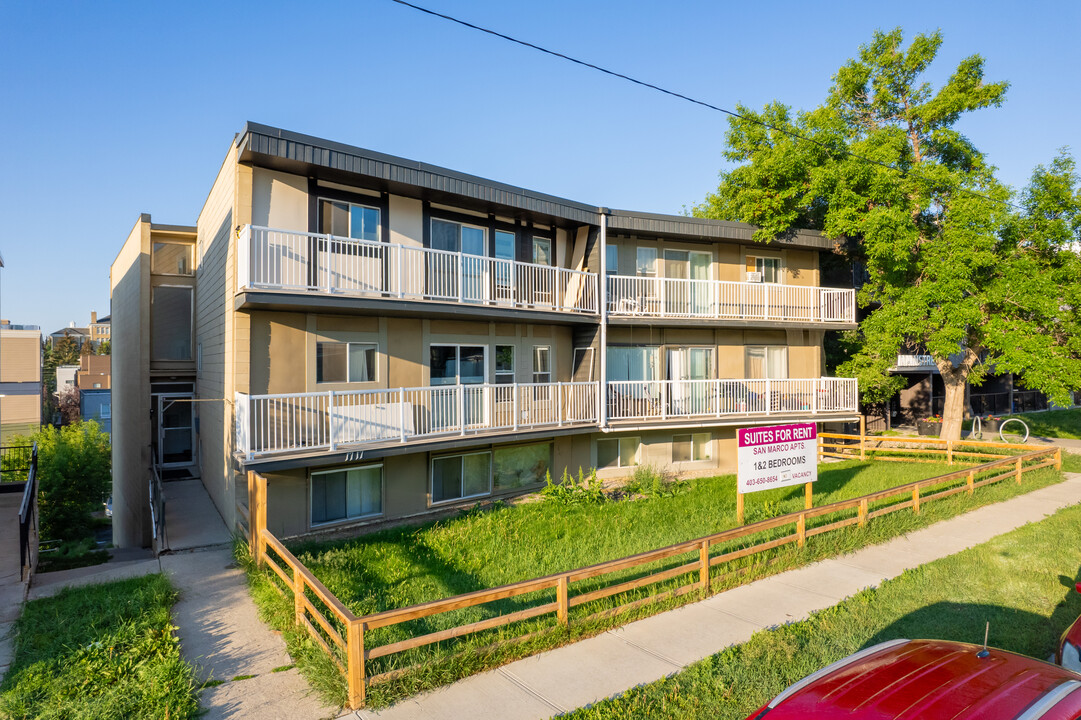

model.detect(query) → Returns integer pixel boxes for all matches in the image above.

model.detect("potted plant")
[917,415,942,436]
[981,414,1003,432]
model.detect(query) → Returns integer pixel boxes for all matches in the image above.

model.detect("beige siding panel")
[252,168,308,231]
[389,195,423,248]
[385,453,429,517]
[0,395,39,426]
[786,249,819,286]
[316,316,379,333]
[387,318,423,388]
[250,312,307,395]
[429,321,489,337]
[0,337,41,382]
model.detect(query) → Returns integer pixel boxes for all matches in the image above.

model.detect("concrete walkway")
[351,473,1081,720]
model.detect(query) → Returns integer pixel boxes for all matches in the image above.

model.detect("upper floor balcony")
[235,381,599,461]
[606,275,856,325]
[606,377,858,423]
[237,225,599,319]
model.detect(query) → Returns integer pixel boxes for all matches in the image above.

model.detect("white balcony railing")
[238,225,598,315]
[606,378,858,421]
[896,354,936,368]
[606,276,855,323]
[235,382,598,459]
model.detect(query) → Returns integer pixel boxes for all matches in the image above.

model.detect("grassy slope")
[246,455,1070,707]
[1007,409,1081,440]
[562,499,1081,719]
[0,574,200,720]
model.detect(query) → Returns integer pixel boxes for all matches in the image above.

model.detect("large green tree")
[696,29,1081,440]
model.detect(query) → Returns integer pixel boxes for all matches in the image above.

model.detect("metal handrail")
[18,443,38,581]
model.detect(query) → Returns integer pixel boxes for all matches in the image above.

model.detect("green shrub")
[539,467,606,505]
[13,422,112,543]
[625,464,686,499]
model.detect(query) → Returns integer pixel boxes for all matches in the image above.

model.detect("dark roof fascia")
[150,223,197,235]
[606,209,836,250]
[237,122,602,227]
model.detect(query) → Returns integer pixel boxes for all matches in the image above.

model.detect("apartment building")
[0,322,42,441]
[49,312,110,350]
[110,123,859,548]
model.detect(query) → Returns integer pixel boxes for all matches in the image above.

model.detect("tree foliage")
[695,28,1081,439]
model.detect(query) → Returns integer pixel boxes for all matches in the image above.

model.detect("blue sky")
[1,0,1078,336]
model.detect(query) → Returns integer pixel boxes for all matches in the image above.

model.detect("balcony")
[606,276,855,324]
[606,378,858,422]
[237,225,598,316]
[235,382,598,460]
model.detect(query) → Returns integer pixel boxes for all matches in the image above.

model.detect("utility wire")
[390,0,1019,210]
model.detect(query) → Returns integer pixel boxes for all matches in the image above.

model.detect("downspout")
[599,210,609,430]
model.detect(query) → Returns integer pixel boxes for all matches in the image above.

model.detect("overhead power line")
[390,0,1018,210]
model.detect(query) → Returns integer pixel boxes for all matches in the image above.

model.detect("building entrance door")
[157,394,195,467]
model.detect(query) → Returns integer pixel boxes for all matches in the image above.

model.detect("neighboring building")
[81,388,111,434]
[89,312,111,347]
[49,324,89,350]
[110,123,860,548]
[0,321,42,441]
[77,353,111,390]
[55,364,79,392]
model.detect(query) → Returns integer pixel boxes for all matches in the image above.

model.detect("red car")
[747,638,1081,719]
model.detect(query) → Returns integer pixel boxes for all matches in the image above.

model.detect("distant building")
[49,311,110,351]
[89,312,111,347]
[77,353,111,390]
[0,321,42,441]
[56,364,79,391]
[81,389,111,434]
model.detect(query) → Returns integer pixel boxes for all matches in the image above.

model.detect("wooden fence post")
[347,620,366,709]
[912,486,921,515]
[736,491,745,525]
[805,482,813,510]
[1016,457,1023,485]
[967,470,975,496]
[556,575,569,626]
[1055,448,1063,471]
[248,470,266,567]
[858,498,868,528]
[859,416,866,460]
[947,440,953,466]
[699,540,710,591]
[797,513,806,549]
[293,566,304,626]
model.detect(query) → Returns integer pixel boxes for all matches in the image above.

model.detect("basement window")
[311,465,383,526]
[431,452,491,504]
[597,437,640,468]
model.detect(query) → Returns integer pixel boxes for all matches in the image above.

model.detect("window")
[151,242,193,275]
[317,342,377,383]
[533,346,551,384]
[321,200,380,241]
[431,452,491,504]
[606,244,618,274]
[636,247,657,276]
[748,256,781,283]
[607,346,659,382]
[673,433,711,462]
[495,345,515,384]
[430,345,486,385]
[572,347,594,382]
[532,237,551,266]
[746,346,788,379]
[493,443,550,491]
[432,218,485,255]
[93,383,102,389]
[597,437,640,468]
[311,465,383,525]
[100,403,111,419]
[150,286,192,361]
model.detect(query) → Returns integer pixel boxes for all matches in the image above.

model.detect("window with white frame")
[673,433,711,462]
[606,244,618,274]
[311,465,383,525]
[431,452,492,504]
[495,345,515,384]
[151,242,194,276]
[533,346,551,384]
[321,200,380,241]
[745,346,788,379]
[493,443,550,491]
[636,247,657,277]
[100,402,111,419]
[748,255,781,283]
[317,342,377,383]
[532,237,552,266]
[432,218,485,255]
[597,437,640,468]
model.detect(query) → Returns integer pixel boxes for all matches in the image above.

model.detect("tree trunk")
[936,348,978,441]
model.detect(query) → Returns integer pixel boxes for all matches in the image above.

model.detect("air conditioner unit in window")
[746,271,763,283]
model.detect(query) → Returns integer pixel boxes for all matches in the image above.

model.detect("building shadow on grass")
[864,571,1081,661]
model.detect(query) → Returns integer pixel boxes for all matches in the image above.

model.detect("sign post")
[736,423,819,524]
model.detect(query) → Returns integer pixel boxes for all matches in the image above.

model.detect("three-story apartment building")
[111,124,859,548]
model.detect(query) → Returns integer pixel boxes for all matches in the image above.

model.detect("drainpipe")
[599,210,609,429]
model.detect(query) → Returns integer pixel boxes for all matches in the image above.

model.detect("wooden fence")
[246,441,1062,709]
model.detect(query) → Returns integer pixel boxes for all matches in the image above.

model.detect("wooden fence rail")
[247,442,1062,709]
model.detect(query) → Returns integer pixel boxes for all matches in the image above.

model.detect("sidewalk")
[0,494,27,682]
[351,473,1081,720]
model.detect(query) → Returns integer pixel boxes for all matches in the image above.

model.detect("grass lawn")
[0,574,200,720]
[248,454,1072,707]
[1004,409,1081,440]
[562,494,1081,719]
